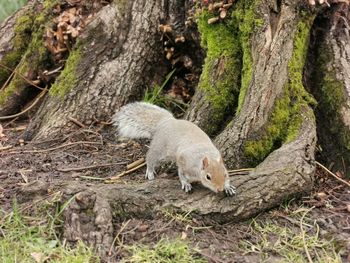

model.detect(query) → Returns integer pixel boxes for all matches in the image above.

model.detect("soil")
[0,120,349,263]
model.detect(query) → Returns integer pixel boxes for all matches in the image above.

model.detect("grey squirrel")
[113,102,236,196]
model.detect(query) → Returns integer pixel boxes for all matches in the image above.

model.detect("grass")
[143,69,187,113]
[123,238,207,263]
[0,0,27,22]
[240,206,342,263]
[0,201,99,263]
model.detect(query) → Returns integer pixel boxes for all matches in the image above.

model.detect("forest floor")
[0,120,349,263]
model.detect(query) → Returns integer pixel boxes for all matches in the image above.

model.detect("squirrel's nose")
[217,187,224,192]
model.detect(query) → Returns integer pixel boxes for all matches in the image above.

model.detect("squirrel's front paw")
[224,185,236,196]
[145,168,155,180]
[181,181,192,193]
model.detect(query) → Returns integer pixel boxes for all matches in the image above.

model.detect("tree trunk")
[307,3,350,171]
[1,0,350,258]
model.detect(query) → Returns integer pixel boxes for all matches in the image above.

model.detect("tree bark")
[307,3,350,170]
[24,0,179,139]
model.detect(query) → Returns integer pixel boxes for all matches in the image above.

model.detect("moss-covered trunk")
[307,3,350,171]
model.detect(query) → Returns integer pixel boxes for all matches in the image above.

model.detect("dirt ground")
[0,120,349,262]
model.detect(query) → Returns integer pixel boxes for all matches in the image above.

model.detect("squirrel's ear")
[202,157,209,169]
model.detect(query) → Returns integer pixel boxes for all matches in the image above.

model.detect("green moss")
[49,45,81,97]
[314,41,350,149]
[0,12,34,85]
[244,14,315,163]
[115,0,129,15]
[194,0,263,135]
[196,11,241,135]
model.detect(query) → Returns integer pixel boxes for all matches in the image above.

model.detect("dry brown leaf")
[30,252,47,263]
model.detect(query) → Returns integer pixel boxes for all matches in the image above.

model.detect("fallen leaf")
[30,252,47,263]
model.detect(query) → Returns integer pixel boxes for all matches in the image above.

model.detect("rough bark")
[214,0,313,168]
[23,0,188,140]
[307,3,350,170]
[0,1,38,116]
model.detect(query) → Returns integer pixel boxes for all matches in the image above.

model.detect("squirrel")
[113,102,236,196]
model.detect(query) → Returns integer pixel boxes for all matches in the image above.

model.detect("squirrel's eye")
[206,174,211,181]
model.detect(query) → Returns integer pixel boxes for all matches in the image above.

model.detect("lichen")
[49,45,81,97]
[244,14,316,163]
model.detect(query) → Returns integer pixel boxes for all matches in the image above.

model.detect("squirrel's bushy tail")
[113,102,174,139]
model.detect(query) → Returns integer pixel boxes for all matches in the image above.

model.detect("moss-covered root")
[191,10,241,135]
[244,14,316,165]
[0,0,58,115]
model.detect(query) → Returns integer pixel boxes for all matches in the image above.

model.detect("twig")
[228,168,253,173]
[0,146,12,151]
[57,161,127,172]
[0,62,45,91]
[105,162,146,182]
[78,176,106,181]
[3,125,27,131]
[1,63,17,91]
[1,141,102,154]
[68,116,86,128]
[0,88,48,120]
[108,219,131,256]
[300,208,314,263]
[316,161,350,188]
[127,158,145,170]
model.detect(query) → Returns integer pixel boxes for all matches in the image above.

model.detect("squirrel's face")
[200,156,227,193]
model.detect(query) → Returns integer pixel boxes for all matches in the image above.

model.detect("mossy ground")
[244,14,316,164]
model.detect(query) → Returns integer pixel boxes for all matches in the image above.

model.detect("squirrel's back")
[113,102,174,139]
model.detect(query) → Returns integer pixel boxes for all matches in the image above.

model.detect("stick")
[57,161,127,172]
[1,141,102,154]
[78,176,106,181]
[0,88,48,120]
[0,146,12,151]
[0,62,45,91]
[300,209,314,263]
[68,116,86,128]
[105,162,146,182]
[1,63,16,91]
[227,168,254,173]
[316,161,350,188]
[126,158,145,170]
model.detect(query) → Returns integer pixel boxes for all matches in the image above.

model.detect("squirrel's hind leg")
[145,147,162,180]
